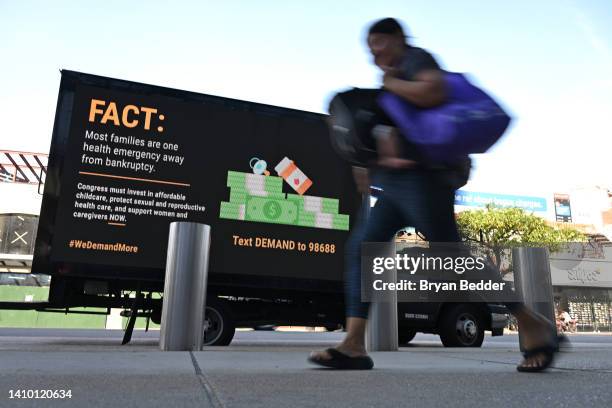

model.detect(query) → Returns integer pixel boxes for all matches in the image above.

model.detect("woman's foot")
[309,341,367,362]
[308,337,373,369]
[308,345,373,370]
[516,335,568,372]
[517,348,552,371]
[309,317,373,369]
[514,309,567,372]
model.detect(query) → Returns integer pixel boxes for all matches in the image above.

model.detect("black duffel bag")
[327,88,384,166]
[328,87,471,189]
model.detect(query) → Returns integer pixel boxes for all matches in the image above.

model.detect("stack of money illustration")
[220,170,350,231]
[220,171,287,223]
[286,194,349,230]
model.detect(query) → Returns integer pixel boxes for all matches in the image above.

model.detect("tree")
[456,205,586,273]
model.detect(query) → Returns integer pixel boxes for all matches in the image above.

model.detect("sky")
[1,0,611,196]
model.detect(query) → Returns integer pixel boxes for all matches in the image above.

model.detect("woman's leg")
[311,194,405,360]
[329,171,457,359]
[387,170,460,243]
[385,171,560,370]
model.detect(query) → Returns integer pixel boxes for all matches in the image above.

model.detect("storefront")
[550,246,612,332]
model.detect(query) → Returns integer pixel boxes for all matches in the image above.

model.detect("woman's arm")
[383,69,447,108]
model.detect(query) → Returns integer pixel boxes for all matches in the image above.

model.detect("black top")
[398,46,441,81]
[332,47,443,166]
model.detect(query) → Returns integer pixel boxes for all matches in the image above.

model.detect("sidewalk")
[1,331,611,407]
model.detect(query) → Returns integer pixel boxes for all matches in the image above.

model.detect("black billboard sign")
[33,71,357,283]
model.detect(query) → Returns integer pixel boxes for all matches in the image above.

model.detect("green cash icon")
[245,197,298,225]
[297,218,315,228]
[222,170,349,230]
[220,202,245,220]
[332,214,350,230]
[229,188,285,204]
[227,171,284,193]
[286,193,339,214]
[298,211,350,230]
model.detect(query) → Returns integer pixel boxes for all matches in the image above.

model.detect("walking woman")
[309,18,565,372]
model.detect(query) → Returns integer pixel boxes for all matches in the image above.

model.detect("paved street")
[1,329,611,407]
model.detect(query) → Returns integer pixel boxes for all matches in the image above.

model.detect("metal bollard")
[159,222,211,351]
[366,265,399,351]
[512,247,557,352]
[364,190,398,351]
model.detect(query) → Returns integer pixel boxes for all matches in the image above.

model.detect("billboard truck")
[2,71,506,346]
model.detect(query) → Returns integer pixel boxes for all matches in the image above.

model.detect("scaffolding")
[0,150,48,185]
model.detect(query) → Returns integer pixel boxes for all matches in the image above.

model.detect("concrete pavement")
[1,329,611,407]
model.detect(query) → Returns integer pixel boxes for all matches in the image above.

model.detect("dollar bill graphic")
[220,202,246,220]
[222,170,349,230]
[245,196,298,225]
[299,211,349,231]
[227,171,284,194]
[230,188,285,204]
[332,214,350,230]
[286,193,339,214]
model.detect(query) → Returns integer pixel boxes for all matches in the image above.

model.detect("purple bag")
[378,72,511,164]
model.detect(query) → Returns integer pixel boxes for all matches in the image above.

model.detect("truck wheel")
[398,329,417,345]
[438,304,485,347]
[203,298,235,346]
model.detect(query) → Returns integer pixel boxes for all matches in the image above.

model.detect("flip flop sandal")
[516,335,569,373]
[308,348,374,370]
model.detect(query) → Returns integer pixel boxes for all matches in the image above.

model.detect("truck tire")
[398,329,417,345]
[203,298,235,346]
[438,304,485,347]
